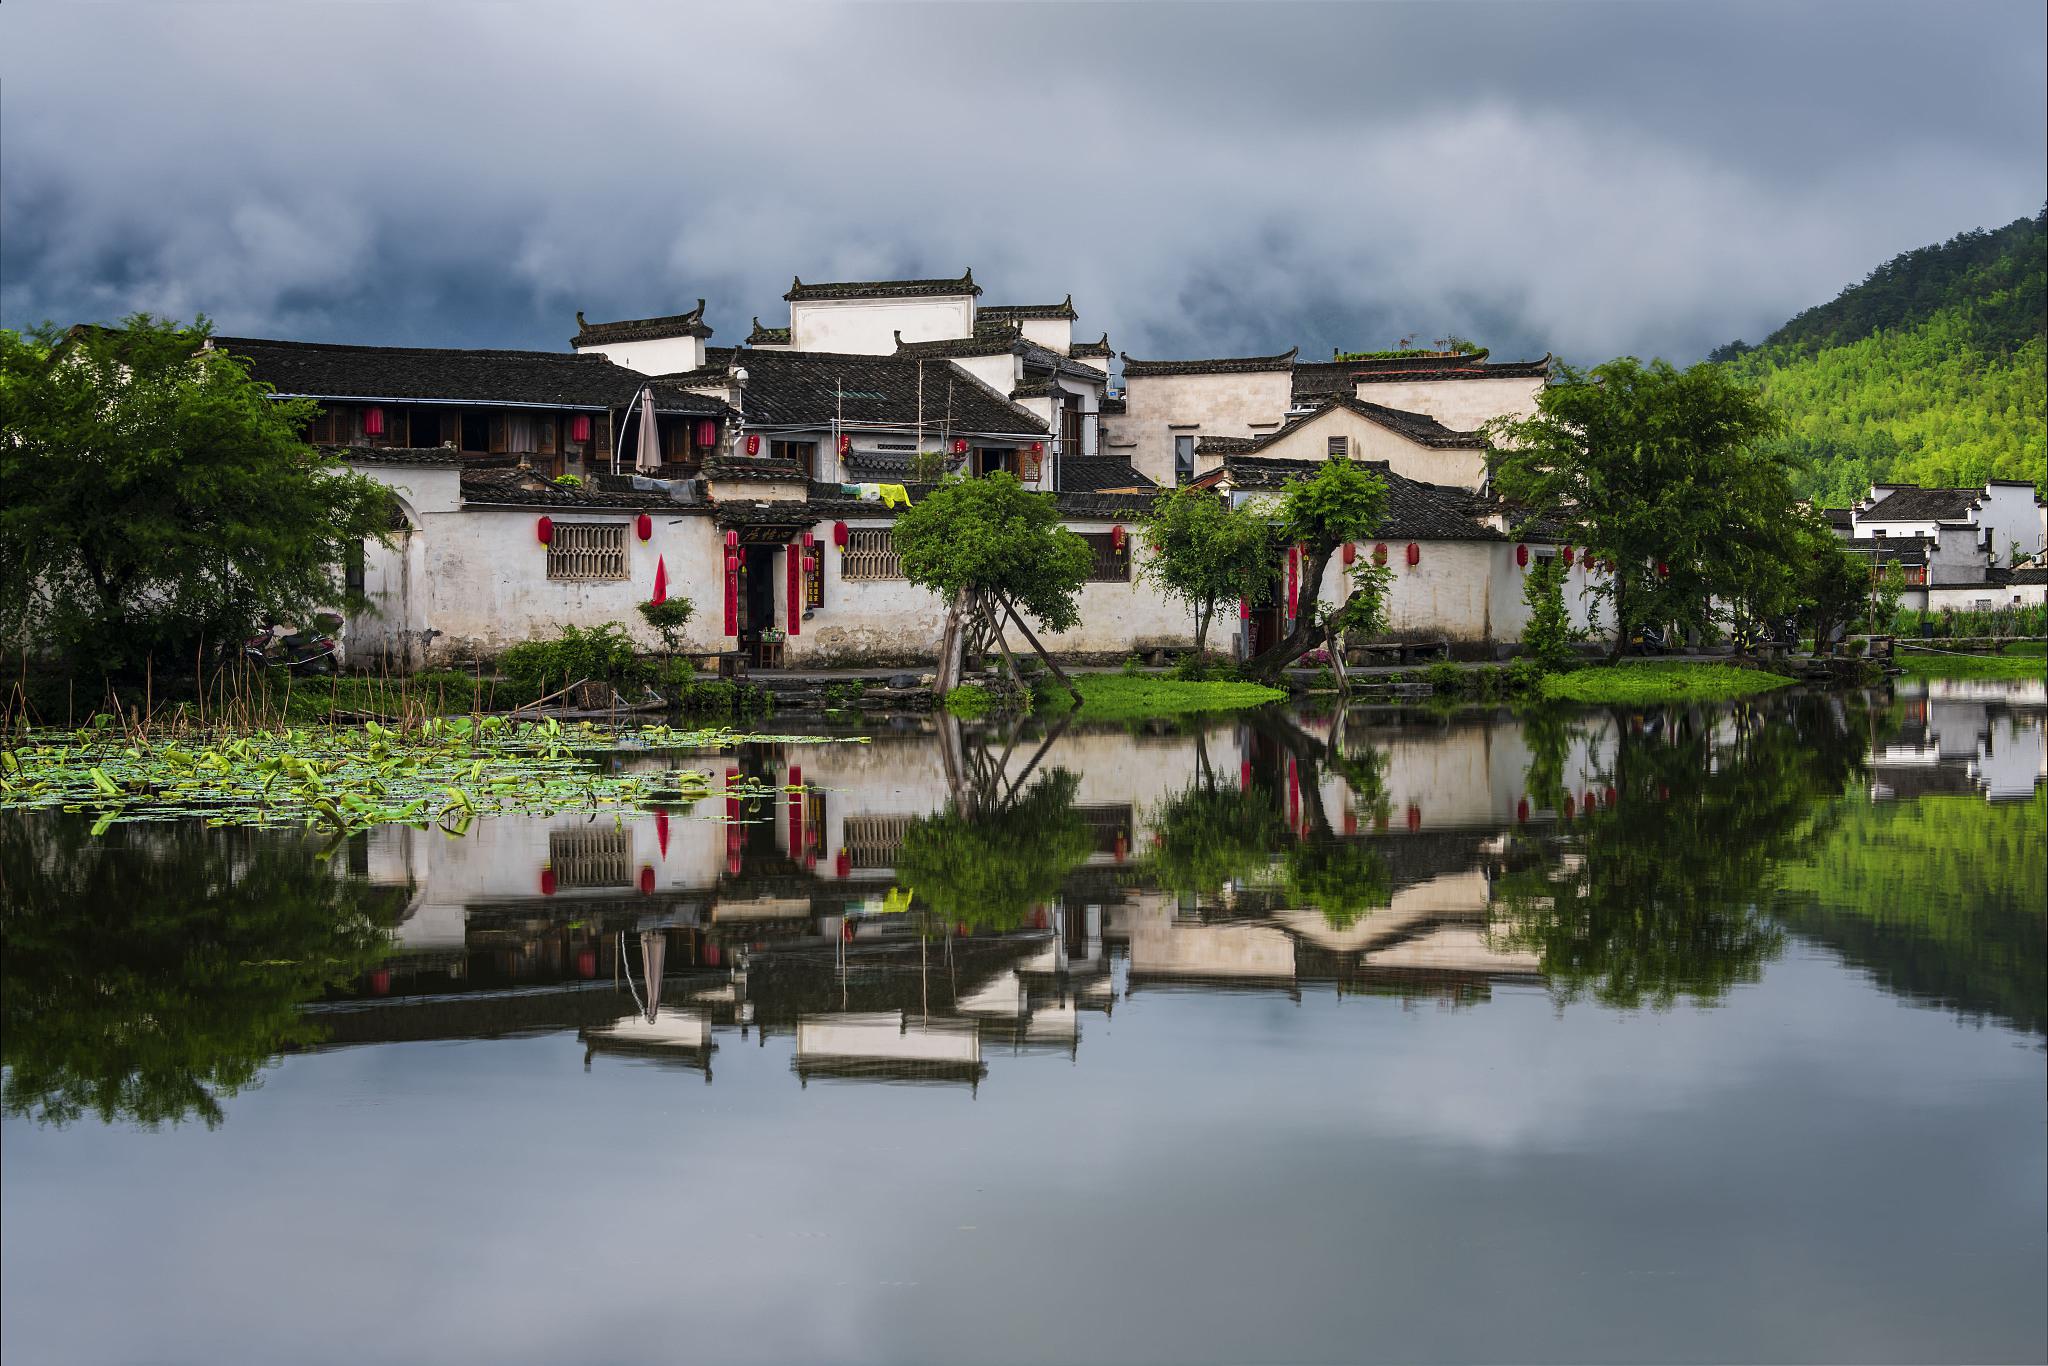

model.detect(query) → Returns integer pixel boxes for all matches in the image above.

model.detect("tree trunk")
[1607,573,1630,664]
[996,593,1081,703]
[1192,600,1211,660]
[1243,540,1336,682]
[934,587,973,695]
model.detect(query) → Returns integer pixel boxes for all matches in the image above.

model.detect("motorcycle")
[1627,622,1671,655]
[244,614,344,675]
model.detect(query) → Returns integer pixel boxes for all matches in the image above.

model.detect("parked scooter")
[244,614,343,675]
[1627,622,1671,655]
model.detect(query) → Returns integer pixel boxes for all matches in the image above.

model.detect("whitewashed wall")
[790,295,976,354]
[1350,374,1543,430]
[575,334,705,377]
[1107,369,1296,486]
[1210,406,1488,491]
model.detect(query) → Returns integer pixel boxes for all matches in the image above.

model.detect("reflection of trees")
[1776,791,2046,1035]
[1145,781,1288,899]
[1499,697,1867,1009]
[0,815,397,1128]
[896,770,1095,932]
[1282,838,1393,929]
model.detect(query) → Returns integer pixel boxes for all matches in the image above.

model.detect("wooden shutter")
[488,412,507,454]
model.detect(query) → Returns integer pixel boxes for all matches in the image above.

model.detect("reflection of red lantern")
[1405,542,1420,567]
[1516,798,1529,823]
[1113,831,1128,863]
[1563,793,1577,818]
[1603,786,1617,807]
[577,950,597,979]
[1406,804,1421,832]
[369,969,391,996]
[705,942,720,967]
[536,516,554,545]
[726,849,742,876]
[363,406,385,437]
[571,414,592,443]
[843,919,856,942]
[1583,790,1597,811]
[1344,810,1358,835]
[1342,542,1357,565]
[639,865,655,895]
[1516,543,1530,568]
[636,513,653,541]
[835,848,851,878]
[539,867,556,896]
[745,434,761,455]
[1372,542,1388,565]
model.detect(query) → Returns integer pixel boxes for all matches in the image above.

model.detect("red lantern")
[745,433,761,455]
[1657,561,1671,579]
[832,521,849,549]
[638,866,655,895]
[536,516,554,545]
[1342,542,1357,565]
[1238,597,1250,620]
[725,530,739,548]
[1286,544,1301,618]
[1031,440,1043,454]
[838,433,851,454]
[722,550,738,635]
[952,438,968,455]
[1110,524,1127,552]
[1405,542,1420,567]
[802,531,815,548]
[363,406,385,437]
[1516,543,1530,568]
[636,513,653,541]
[695,417,716,447]
[1373,542,1388,566]
[539,867,556,896]
[1562,545,1575,567]
[570,414,592,443]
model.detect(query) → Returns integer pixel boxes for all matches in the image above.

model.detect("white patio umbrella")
[634,386,662,473]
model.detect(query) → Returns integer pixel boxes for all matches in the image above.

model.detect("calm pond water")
[4,683,2044,1365]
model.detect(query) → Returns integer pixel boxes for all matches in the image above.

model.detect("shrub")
[944,684,995,718]
[1519,556,1577,672]
[1425,661,1466,697]
[499,622,642,692]
[637,598,697,656]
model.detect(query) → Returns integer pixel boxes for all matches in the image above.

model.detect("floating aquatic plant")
[0,716,860,836]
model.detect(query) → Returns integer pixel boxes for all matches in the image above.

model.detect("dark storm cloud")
[3,1,2042,365]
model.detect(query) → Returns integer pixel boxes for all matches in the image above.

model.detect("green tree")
[1485,358,1785,661]
[0,317,394,679]
[1519,555,1576,671]
[0,814,398,1128]
[1241,459,1391,681]
[1138,485,1276,662]
[1793,513,1870,650]
[892,473,1094,698]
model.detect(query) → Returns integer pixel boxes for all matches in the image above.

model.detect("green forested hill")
[1711,209,2045,507]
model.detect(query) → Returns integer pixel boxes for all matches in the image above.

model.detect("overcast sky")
[3,1,2042,366]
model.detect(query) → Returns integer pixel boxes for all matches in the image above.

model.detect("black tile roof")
[1202,457,1504,541]
[842,450,964,480]
[216,335,681,410]
[785,269,980,302]
[712,500,825,529]
[1055,491,1154,520]
[980,295,1076,322]
[1351,354,1552,385]
[1120,347,1298,378]
[678,348,1047,436]
[1847,536,1932,565]
[1069,334,1113,360]
[1012,378,1054,399]
[1058,457,1158,494]
[703,456,808,483]
[893,326,1024,360]
[1100,396,1127,415]
[1819,506,1854,528]
[2011,567,2048,585]
[571,301,711,347]
[1859,486,1981,522]
[457,467,693,511]
[1196,396,1483,455]
[330,445,467,467]
[746,318,791,345]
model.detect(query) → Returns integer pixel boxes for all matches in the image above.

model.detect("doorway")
[743,545,779,665]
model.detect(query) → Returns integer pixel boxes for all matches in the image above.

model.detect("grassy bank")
[1893,642,2046,680]
[1539,662,1796,705]
[1040,673,1287,721]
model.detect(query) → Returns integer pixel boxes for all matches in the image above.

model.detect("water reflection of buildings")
[1877,678,2046,801]
[318,713,1633,1083]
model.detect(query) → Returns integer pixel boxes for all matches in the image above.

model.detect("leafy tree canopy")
[0,316,395,676]
[893,473,1095,635]
[1243,458,1390,679]
[1139,486,1276,657]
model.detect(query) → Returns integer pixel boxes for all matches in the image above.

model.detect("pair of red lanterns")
[534,514,653,544]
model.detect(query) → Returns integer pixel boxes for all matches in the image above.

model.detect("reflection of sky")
[5,943,2042,1365]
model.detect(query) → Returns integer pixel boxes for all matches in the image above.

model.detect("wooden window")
[1327,435,1349,459]
[841,527,905,580]
[549,827,632,888]
[304,407,335,445]
[772,440,816,476]
[546,522,630,581]
[1077,532,1130,582]
[842,813,915,869]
